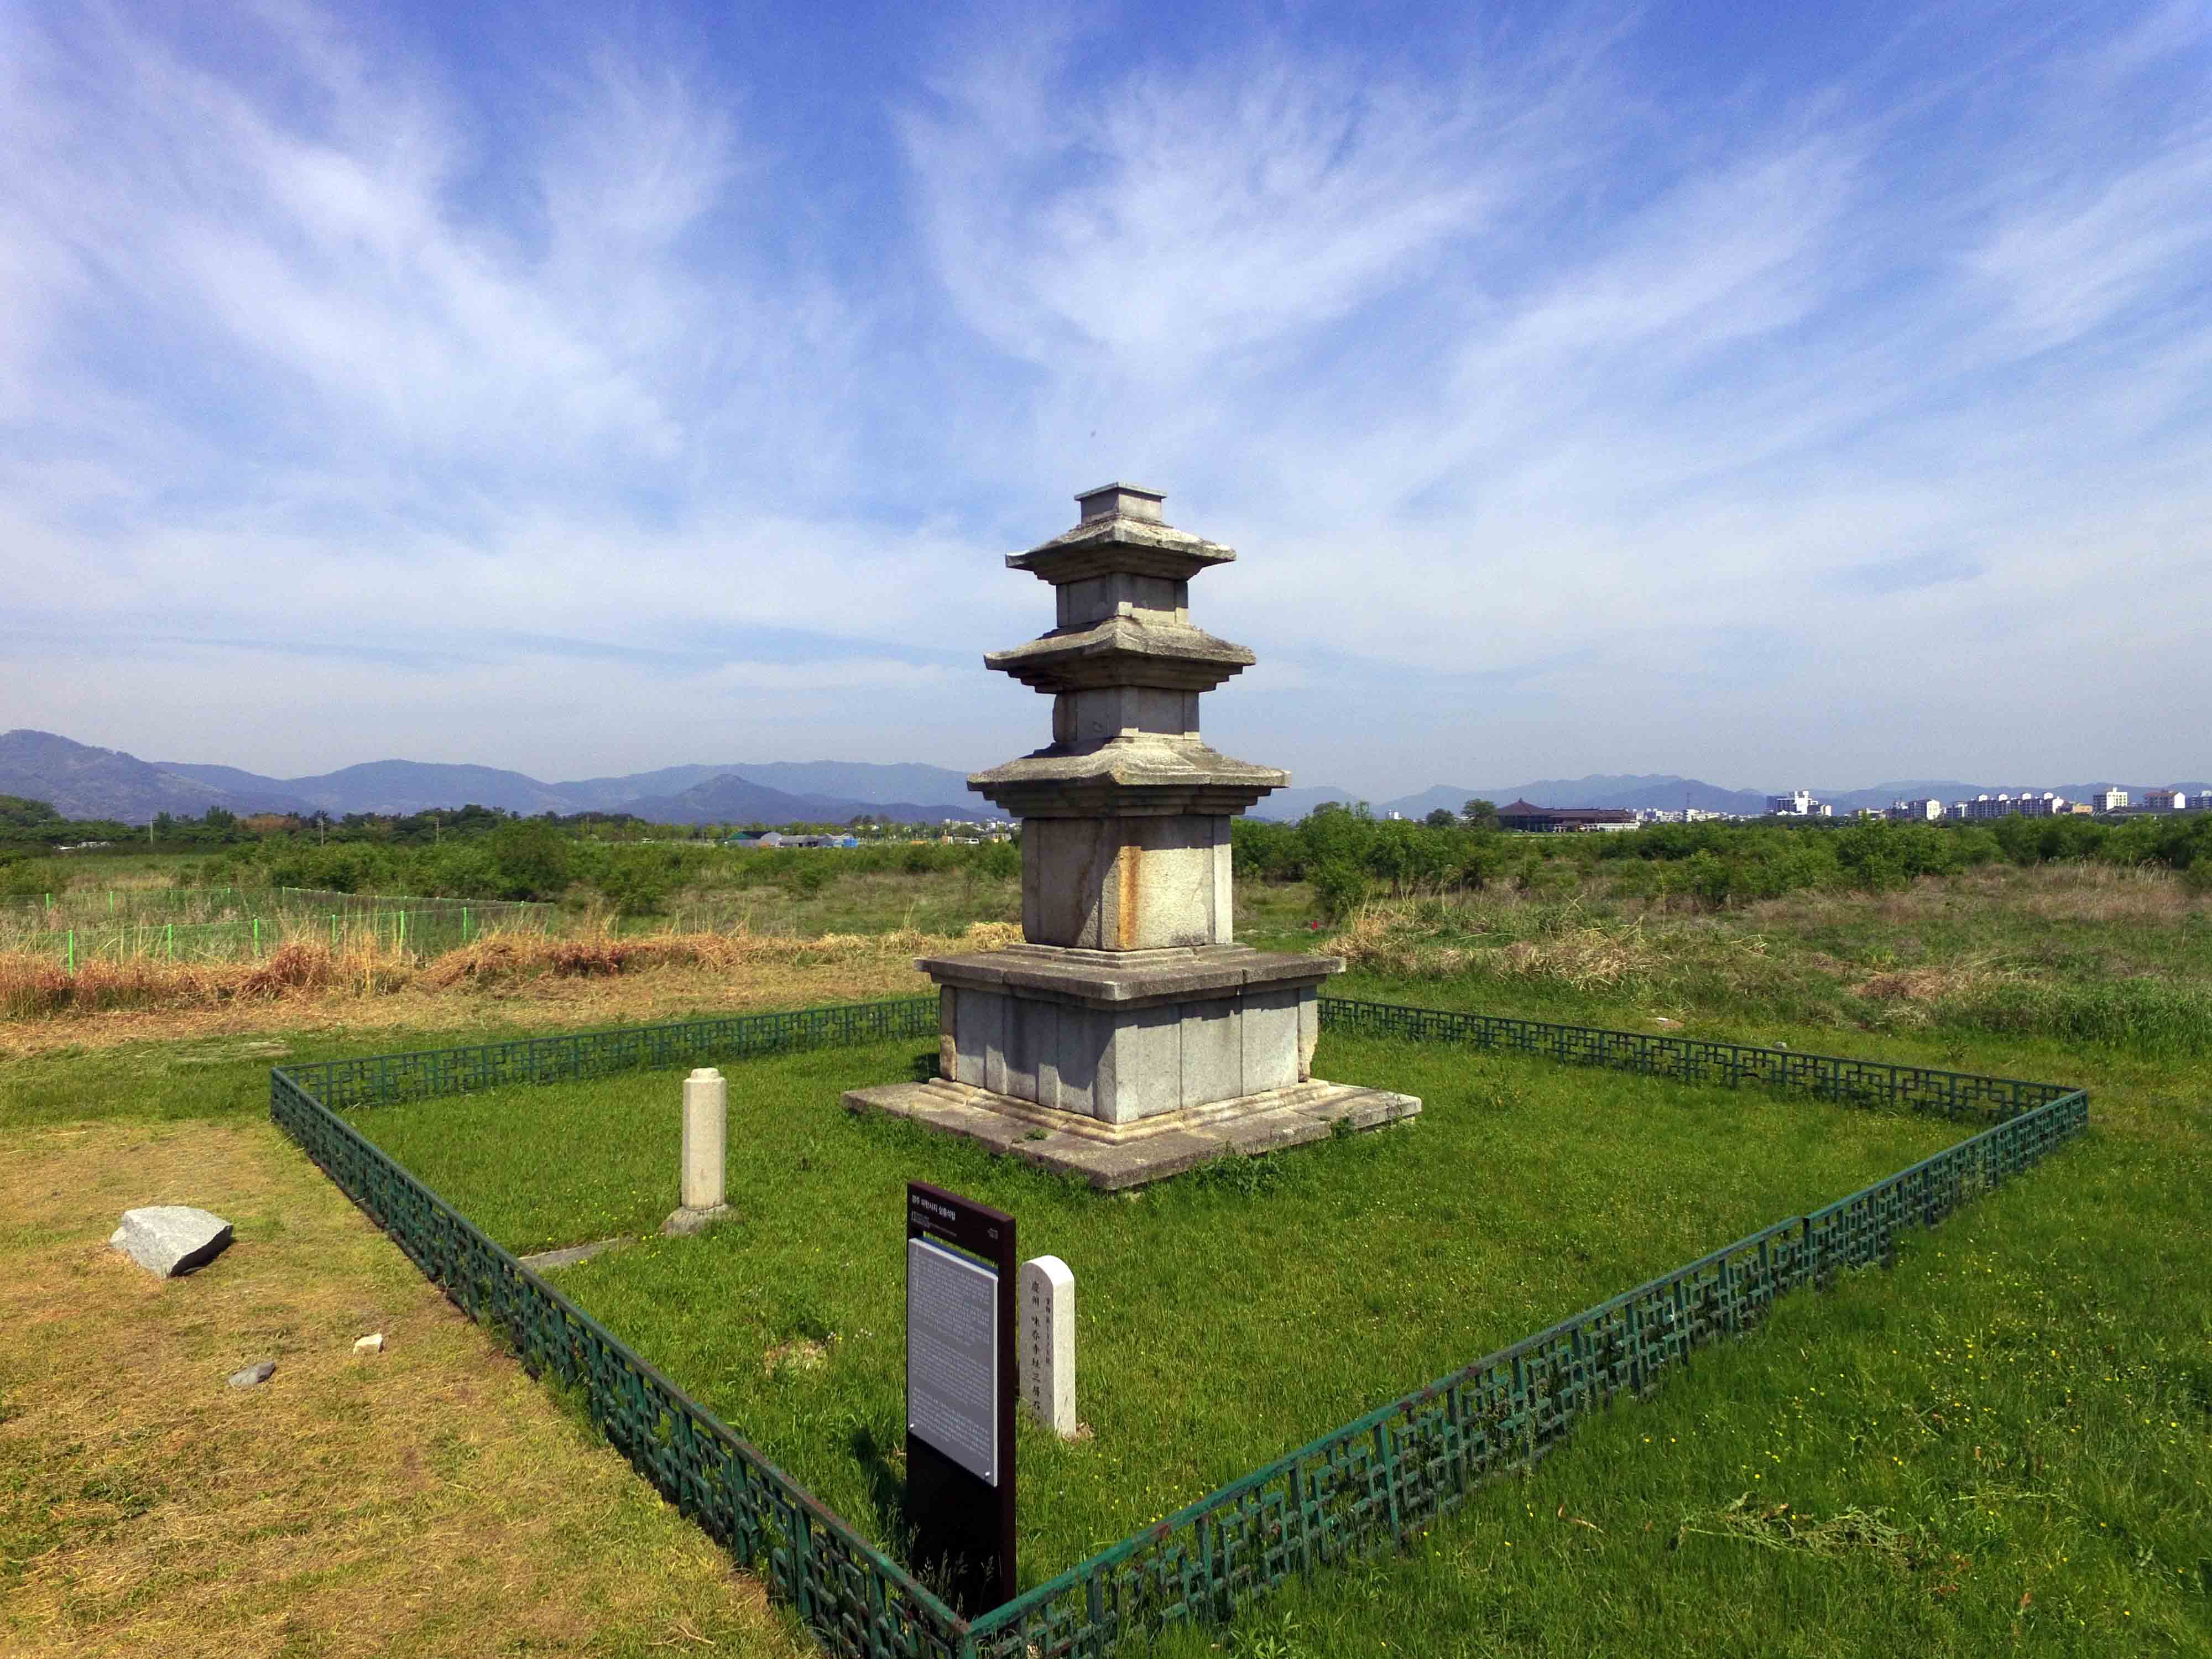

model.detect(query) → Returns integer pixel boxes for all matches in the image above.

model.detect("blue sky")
[3,1,2206,795]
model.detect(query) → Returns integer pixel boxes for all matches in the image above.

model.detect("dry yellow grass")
[0,1119,810,1659]
[1333,902,1671,990]
[0,922,1023,1058]
[1738,860,2195,931]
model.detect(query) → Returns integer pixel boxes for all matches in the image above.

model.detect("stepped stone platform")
[846,1076,1420,1191]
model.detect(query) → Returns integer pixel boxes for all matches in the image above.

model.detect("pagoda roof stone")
[984,614,1255,693]
[971,738,1287,818]
[1009,490,1235,586]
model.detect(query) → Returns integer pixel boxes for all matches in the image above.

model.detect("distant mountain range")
[5,731,2195,829]
[0,731,984,826]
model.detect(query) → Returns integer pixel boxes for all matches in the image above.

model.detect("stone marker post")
[665,1067,731,1235]
[1019,1255,1077,1438]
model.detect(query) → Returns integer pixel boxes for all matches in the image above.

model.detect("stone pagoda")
[845,483,1417,1187]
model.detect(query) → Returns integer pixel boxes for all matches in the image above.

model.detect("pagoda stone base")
[916,943,1354,1123]
[843,1076,1421,1191]
[841,941,1421,1187]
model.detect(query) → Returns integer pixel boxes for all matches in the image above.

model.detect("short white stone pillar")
[1019,1254,1077,1437]
[664,1067,731,1235]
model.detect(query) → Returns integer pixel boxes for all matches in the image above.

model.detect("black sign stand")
[905,1180,1016,1614]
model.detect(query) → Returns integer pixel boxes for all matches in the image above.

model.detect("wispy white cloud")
[6,2,2210,791]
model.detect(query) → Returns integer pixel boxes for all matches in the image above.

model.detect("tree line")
[1232,801,2212,915]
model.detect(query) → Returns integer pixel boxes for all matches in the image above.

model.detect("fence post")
[253,917,260,957]
[462,906,471,943]
[165,922,174,961]
[66,929,75,975]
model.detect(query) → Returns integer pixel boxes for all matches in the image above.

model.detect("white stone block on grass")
[1019,1255,1077,1438]
[682,1067,728,1211]
[665,1068,733,1235]
[111,1206,232,1278]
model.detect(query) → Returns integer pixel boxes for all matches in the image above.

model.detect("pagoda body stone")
[846,484,1417,1187]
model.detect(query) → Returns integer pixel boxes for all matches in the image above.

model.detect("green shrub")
[1310,858,1371,920]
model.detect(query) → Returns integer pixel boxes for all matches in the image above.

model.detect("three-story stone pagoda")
[845,483,1418,1186]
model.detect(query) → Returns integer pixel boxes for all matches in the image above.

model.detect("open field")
[5,858,2204,1060]
[0,922,1018,1047]
[2,857,2207,1655]
[1334,864,2212,1058]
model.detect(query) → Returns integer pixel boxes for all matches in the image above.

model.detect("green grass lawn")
[1142,1121,2212,1659]
[349,1031,1971,1588]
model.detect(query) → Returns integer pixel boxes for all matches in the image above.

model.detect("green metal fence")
[269,994,2088,1659]
[965,1071,2088,1657]
[273,997,961,1656]
[1316,996,2074,1123]
[286,997,940,1113]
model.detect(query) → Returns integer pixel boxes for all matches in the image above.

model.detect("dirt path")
[0,1118,806,1658]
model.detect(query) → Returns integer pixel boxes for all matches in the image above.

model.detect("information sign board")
[906,1237,998,1482]
[904,1181,1016,1614]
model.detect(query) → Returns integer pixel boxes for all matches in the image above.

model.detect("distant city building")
[1887,798,1945,822]
[2094,787,2129,811]
[2143,787,2190,812]
[1497,800,1640,833]
[1936,791,2075,821]
[1766,789,1825,817]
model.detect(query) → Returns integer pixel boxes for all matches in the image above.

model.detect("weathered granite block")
[921,948,1327,1124]
[111,1206,233,1278]
[1021,815,1231,950]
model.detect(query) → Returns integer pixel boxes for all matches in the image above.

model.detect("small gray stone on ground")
[111,1206,233,1277]
[519,1237,630,1272]
[228,1360,276,1389]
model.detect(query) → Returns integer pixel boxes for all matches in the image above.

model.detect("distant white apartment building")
[2143,787,2192,811]
[1766,790,1831,817]
[2094,787,2128,811]
[1960,794,2013,820]
[2015,792,2065,817]
[1887,798,1945,821]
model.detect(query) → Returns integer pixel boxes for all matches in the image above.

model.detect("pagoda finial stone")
[1076,482,1166,524]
